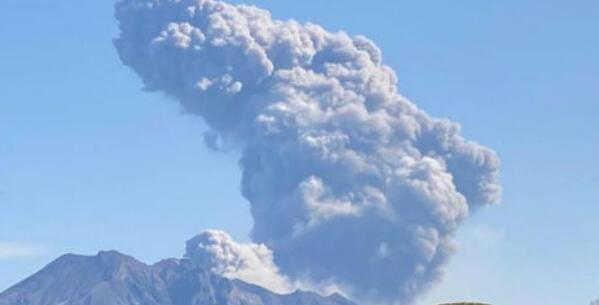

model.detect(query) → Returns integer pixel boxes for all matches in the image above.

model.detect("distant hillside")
[0,251,357,305]
[439,303,492,305]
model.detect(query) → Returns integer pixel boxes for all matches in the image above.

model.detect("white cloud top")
[185,230,294,294]
[0,242,43,260]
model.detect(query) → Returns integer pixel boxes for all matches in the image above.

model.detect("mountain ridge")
[0,251,356,305]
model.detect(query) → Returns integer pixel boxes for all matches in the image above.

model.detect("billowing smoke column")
[114,0,501,303]
[185,230,294,294]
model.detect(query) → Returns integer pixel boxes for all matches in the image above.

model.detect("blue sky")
[1,1,598,305]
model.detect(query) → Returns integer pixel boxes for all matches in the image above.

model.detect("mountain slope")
[0,251,356,305]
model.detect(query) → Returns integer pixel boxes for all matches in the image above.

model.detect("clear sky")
[1,1,598,305]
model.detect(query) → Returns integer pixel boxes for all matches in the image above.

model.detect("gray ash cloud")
[114,1,501,303]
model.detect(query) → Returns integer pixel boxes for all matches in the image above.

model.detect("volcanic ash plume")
[185,230,294,294]
[114,0,501,303]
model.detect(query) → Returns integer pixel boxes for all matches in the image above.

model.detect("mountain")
[439,303,492,305]
[0,251,357,305]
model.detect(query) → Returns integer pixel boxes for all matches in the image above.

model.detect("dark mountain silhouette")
[0,251,356,305]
